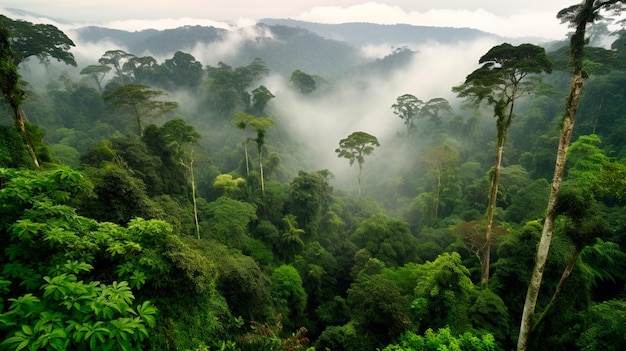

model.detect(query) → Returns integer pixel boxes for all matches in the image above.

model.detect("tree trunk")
[190,156,200,240]
[532,250,581,341]
[259,157,265,195]
[357,164,362,196]
[517,75,582,351]
[481,135,505,287]
[243,131,250,175]
[434,171,441,219]
[14,106,40,167]
[516,1,603,346]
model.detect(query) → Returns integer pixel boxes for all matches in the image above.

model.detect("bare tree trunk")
[482,136,505,287]
[259,159,265,195]
[517,76,582,351]
[534,251,581,332]
[14,106,40,167]
[515,1,612,347]
[189,156,200,240]
[243,131,250,175]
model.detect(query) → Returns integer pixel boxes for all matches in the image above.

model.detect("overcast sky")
[2,1,582,40]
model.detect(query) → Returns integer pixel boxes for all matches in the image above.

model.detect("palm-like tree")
[281,214,305,260]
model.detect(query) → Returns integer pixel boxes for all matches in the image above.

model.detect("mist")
[265,38,499,188]
[7,8,502,195]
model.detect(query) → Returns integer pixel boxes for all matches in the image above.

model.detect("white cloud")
[295,2,569,40]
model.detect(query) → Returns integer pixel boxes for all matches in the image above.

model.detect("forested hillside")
[1,2,626,350]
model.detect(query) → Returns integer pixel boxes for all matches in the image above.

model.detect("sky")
[2,0,582,40]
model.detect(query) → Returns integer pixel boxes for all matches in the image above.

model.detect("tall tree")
[335,131,380,196]
[0,17,77,167]
[157,119,202,239]
[0,15,76,67]
[98,49,136,87]
[232,112,255,176]
[391,93,424,139]
[453,42,552,287]
[517,2,626,350]
[79,64,111,93]
[249,117,275,194]
[103,83,178,136]
[421,144,460,219]
[0,24,37,167]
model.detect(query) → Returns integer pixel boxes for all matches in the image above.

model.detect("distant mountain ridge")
[258,19,502,47]
[71,20,501,76]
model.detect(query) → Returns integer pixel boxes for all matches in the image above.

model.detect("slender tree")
[453,42,552,287]
[517,2,626,350]
[232,112,256,176]
[335,131,380,195]
[421,144,460,219]
[249,117,275,194]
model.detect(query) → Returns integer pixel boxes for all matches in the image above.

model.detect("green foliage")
[347,274,411,350]
[103,83,178,136]
[392,94,424,136]
[0,125,31,168]
[350,213,419,267]
[290,69,317,94]
[576,300,626,351]
[286,170,334,237]
[217,253,273,321]
[206,196,257,248]
[411,253,474,334]
[335,131,380,195]
[0,15,76,67]
[270,265,307,332]
[0,274,157,351]
[383,327,499,351]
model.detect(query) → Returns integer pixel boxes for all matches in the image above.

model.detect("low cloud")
[295,2,569,40]
[267,37,499,184]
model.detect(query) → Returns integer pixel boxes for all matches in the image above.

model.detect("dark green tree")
[0,24,37,167]
[206,58,269,118]
[352,213,419,269]
[519,3,626,349]
[347,273,411,350]
[453,42,552,287]
[270,264,308,332]
[248,85,274,116]
[335,131,380,195]
[0,15,76,67]
[290,69,317,94]
[160,51,204,89]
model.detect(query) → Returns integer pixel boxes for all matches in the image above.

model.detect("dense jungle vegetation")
[1,2,626,350]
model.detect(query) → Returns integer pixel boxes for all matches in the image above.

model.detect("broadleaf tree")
[453,42,552,287]
[518,2,626,350]
[103,83,179,136]
[335,131,380,196]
